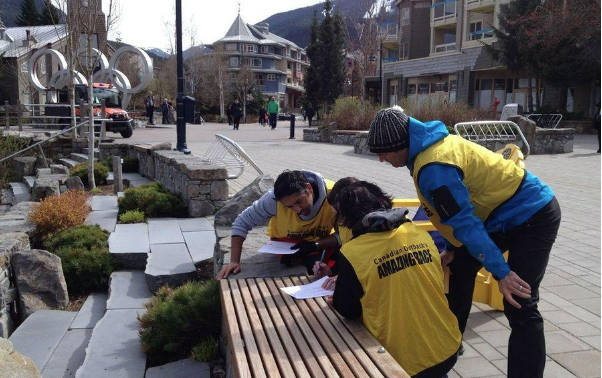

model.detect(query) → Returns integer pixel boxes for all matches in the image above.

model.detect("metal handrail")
[454,120,530,157]
[0,118,109,164]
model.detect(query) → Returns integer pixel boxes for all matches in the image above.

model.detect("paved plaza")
[123,121,601,377]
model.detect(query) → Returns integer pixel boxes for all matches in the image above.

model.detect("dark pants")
[162,112,169,124]
[308,116,313,126]
[233,116,240,130]
[269,113,277,129]
[146,106,154,124]
[447,197,561,378]
[413,346,460,378]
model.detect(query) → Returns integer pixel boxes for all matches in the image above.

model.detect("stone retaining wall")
[2,131,87,159]
[354,132,375,156]
[100,142,229,217]
[560,120,596,135]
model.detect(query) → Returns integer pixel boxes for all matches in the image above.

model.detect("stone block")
[214,175,274,226]
[188,200,215,218]
[40,328,92,378]
[106,271,152,310]
[13,157,37,179]
[89,196,118,211]
[145,358,210,378]
[0,337,42,378]
[10,250,69,320]
[178,218,213,232]
[108,224,149,269]
[145,243,197,292]
[182,164,228,180]
[147,219,185,245]
[50,164,69,175]
[69,293,107,330]
[85,209,118,233]
[66,176,85,190]
[183,231,216,264]
[32,177,60,201]
[210,180,228,201]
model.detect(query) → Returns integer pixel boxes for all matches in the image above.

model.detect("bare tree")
[234,62,255,123]
[202,46,230,118]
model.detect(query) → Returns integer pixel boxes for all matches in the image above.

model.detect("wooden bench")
[220,276,410,378]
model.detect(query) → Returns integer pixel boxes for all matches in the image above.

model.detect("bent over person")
[368,106,561,378]
[332,182,461,377]
[216,170,340,279]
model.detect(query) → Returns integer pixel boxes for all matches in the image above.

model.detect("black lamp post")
[175,0,190,154]
[379,40,383,106]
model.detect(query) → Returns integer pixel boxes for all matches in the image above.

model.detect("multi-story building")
[371,0,599,117]
[212,15,309,109]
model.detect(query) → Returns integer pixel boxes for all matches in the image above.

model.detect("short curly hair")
[273,170,309,200]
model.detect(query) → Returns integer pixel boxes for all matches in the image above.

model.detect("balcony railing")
[433,42,456,53]
[469,28,494,40]
[432,0,457,23]
[382,57,399,63]
[466,0,496,10]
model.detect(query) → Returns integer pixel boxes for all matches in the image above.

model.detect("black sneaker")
[458,343,465,356]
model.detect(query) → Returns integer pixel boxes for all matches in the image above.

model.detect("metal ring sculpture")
[28,46,153,108]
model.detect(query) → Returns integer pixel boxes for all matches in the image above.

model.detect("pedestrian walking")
[367,106,561,378]
[230,99,242,130]
[161,98,169,124]
[593,102,600,153]
[167,101,176,124]
[305,103,316,127]
[268,96,279,130]
[259,106,267,126]
[144,92,155,125]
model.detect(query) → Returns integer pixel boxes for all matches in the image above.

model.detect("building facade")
[369,0,600,117]
[212,15,309,109]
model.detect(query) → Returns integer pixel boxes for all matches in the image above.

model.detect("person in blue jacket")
[367,106,561,378]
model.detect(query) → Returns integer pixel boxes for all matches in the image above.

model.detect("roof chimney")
[23,30,31,47]
[256,22,270,35]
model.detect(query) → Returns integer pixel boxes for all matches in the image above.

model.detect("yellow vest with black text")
[342,223,461,376]
[267,179,336,241]
[412,135,525,247]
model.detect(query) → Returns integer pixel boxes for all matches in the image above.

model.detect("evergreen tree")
[305,10,322,107]
[317,0,345,108]
[39,0,60,25]
[15,0,40,27]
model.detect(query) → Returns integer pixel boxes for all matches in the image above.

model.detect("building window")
[225,43,237,51]
[242,57,262,67]
[267,74,276,81]
[433,0,456,21]
[256,74,264,86]
[450,80,457,91]
[408,84,417,95]
[431,82,448,93]
[296,63,301,72]
[261,46,268,53]
[401,7,410,26]
[241,44,256,53]
[418,84,429,94]
[400,43,409,59]
[229,57,239,67]
[469,21,493,41]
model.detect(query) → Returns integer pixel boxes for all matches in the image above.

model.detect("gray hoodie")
[231,171,328,239]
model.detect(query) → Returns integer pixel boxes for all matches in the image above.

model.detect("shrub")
[327,97,381,131]
[118,182,186,218]
[139,280,222,365]
[190,337,219,362]
[43,225,113,295]
[29,190,91,241]
[0,132,32,189]
[119,209,146,224]
[399,97,496,129]
[70,162,109,187]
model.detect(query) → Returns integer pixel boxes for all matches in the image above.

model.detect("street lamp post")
[379,40,383,106]
[175,0,190,154]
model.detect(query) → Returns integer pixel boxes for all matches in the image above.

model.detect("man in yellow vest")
[367,106,561,378]
[331,181,461,377]
[216,170,340,279]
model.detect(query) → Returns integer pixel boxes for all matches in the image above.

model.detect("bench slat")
[239,279,287,377]
[220,281,253,378]
[331,305,410,378]
[279,277,355,377]
[290,276,373,377]
[230,280,269,378]
[251,278,312,378]
[266,278,338,378]
[298,276,385,378]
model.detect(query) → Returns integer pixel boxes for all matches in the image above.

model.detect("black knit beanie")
[368,106,410,153]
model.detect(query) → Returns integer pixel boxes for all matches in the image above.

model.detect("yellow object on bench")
[220,276,410,378]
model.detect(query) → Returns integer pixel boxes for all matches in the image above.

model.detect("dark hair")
[327,177,359,205]
[273,170,309,200]
[334,181,392,229]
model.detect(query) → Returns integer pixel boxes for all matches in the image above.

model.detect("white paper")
[280,277,334,299]
[258,241,298,255]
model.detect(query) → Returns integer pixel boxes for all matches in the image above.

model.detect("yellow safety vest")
[342,223,461,376]
[412,135,525,247]
[338,225,353,245]
[267,179,336,241]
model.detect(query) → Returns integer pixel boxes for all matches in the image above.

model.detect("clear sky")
[105,0,323,51]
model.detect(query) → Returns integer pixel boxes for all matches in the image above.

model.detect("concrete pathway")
[123,123,600,378]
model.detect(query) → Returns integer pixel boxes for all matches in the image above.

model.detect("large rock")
[13,157,37,180]
[10,250,69,320]
[0,338,42,378]
[50,164,69,175]
[508,115,536,155]
[66,176,85,190]
[214,174,274,226]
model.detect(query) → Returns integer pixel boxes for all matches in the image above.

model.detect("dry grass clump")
[29,190,91,241]
[399,97,496,130]
[327,97,382,130]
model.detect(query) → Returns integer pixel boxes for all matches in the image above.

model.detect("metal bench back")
[202,134,263,179]
[527,113,563,129]
[454,120,530,157]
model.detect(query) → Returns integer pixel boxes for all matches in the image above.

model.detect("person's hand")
[291,240,318,257]
[321,275,337,291]
[325,295,333,305]
[498,271,531,309]
[312,261,332,278]
[440,249,455,268]
[216,262,241,280]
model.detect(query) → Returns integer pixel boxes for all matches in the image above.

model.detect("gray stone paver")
[178,217,213,232]
[123,125,600,378]
[145,358,210,378]
[41,328,92,378]
[85,209,118,233]
[106,271,152,310]
[70,293,107,330]
[183,230,216,263]
[109,224,150,253]
[551,350,602,378]
[89,195,118,211]
[148,219,185,244]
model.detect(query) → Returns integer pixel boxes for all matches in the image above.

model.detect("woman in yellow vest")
[331,182,461,377]
[367,106,561,378]
[216,170,340,279]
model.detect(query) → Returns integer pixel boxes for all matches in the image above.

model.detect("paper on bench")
[258,240,298,255]
[280,277,334,299]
